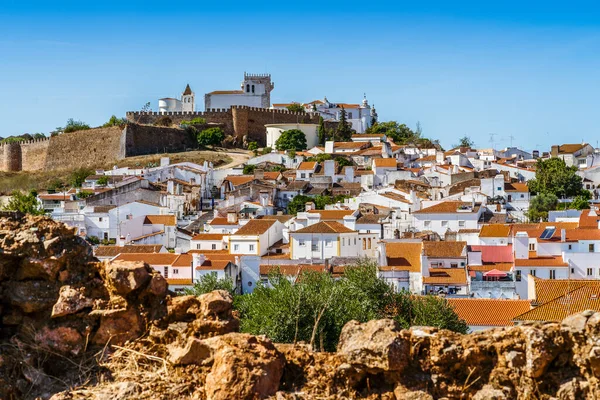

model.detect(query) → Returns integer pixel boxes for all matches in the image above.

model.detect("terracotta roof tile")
[224,175,254,186]
[293,221,355,234]
[579,209,600,229]
[233,219,276,235]
[297,162,317,170]
[144,215,176,226]
[423,268,467,284]
[196,259,231,270]
[307,209,354,220]
[514,285,600,322]
[447,299,531,326]
[172,253,193,267]
[334,142,369,149]
[166,278,193,285]
[191,233,227,240]
[373,158,398,168]
[384,241,422,273]
[504,182,528,192]
[514,255,568,267]
[413,201,480,214]
[422,241,466,258]
[113,253,179,265]
[479,224,511,238]
[209,217,240,226]
[531,278,600,304]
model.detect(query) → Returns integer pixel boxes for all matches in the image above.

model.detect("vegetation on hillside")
[196,127,224,148]
[2,190,45,215]
[366,120,436,147]
[275,129,307,151]
[286,103,305,113]
[64,119,91,133]
[102,115,127,127]
[187,260,468,351]
[286,194,350,215]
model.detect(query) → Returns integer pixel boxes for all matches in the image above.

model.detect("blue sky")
[1,1,599,151]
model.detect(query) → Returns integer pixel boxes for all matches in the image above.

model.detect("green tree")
[64,118,91,133]
[286,103,306,113]
[102,115,127,127]
[180,117,207,125]
[286,194,313,215]
[366,121,420,144]
[69,168,93,188]
[3,190,45,215]
[306,153,332,163]
[528,193,559,222]
[409,296,468,333]
[77,190,94,199]
[454,136,475,148]
[197,127,224,147]
[528,158,584,198]
[275,129,307,151]
[570,190,592,210]
[317,116,326,146]
[262,147,273,155]
[335,156,353,168]
[96,176,109,186]
[243,164,257,175]
[248,141,259,156]
[185,273,235,297]
[335,107,353,141]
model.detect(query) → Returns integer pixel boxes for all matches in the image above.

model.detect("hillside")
[0,149,233,194]
[1,214,600,399]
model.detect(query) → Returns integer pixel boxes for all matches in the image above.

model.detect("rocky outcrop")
[4,214,600,399]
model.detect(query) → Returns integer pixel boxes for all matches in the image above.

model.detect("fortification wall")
[20,138,51,171]
[127,109,234,130]
[123,124,197,157]
[44,126,125,171]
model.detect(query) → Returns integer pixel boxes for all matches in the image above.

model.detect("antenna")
[508,135,515,147]
[489,133,498,150]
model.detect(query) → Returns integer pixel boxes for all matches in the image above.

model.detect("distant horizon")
[1,1,599,152]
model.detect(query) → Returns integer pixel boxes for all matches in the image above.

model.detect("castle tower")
[241,73,274,108]
[181,84,195,112]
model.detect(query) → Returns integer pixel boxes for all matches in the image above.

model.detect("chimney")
[118,235,126,247]
[227,211,238,224]
[167,180,175,195]
[192,253,206,269]
[254,168,265,180]
[561,228,566,243]
[259,190,269,207]
[435,151,445,164]
[514,232,529,259]
[325,141,334,154]
[305,202,315,211]
[160,157,170,167]
[343,215,357,231]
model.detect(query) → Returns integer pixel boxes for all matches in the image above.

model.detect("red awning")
[483,269,508,278]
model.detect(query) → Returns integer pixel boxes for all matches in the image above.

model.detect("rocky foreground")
[0,214,600,399]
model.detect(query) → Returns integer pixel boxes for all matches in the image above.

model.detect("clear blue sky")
[1,1,599,151]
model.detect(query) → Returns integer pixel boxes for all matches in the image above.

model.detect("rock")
[168,336,213,365]
[394,385,433,400]
[147,273,168,296]
[106,261,151,295]
[168,295,202,322]
[3,280,59,313]
[204,333,285,400]
[557,378,590,400]
[199,290,234,317]
[51,285,93,318]
[586,312,600,336]
[472,385,507,400]
[562,313,588,333]
[92,307,144,345]
[520,325,563,378]
[337,319,408,373]
[34,326,85,355]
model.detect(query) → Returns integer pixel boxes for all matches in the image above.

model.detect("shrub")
[3,190,45,215]
[87,236,100,245]
[102,115,127,127]
[243,164,257,175]
[69,168,93,188]
[180,117,206,125]
[197,127,224,147]
[185,273,235,297]
[153,116,173,127]
[275,129,307,151]
[64,118,91,133]
[261,147,272,155]
[96,176,109,186]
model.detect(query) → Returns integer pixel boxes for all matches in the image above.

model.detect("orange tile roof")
[504,182,528,192]
[207,90,244,95]
[187,249,230,255]
[373,158,398,168]
[166,278,193,285]
[579,209,600,229]
[479,224,511,238]
[307,209,354,220]
[537,228,600,243]
[132,230,165,241]
[531,277,600,304]
[334,142,368,149]
[422,241,466,258]
[555,143,586,154]
[224,175,254,186]
[514,285,600,322]
[209,217,240,226]
[196,259,231,270]
[232,219,276,235]
[379,192,412,204]
[293,221,355,234]
[263,171,282,180]
[413,201,479,214]
[144,215,176,226]
[191,233,227,240]
[468,262,513,272]
[113,253,179,265]
[384,241,422,273]
[172,253,193,267]
[297,162,317,170]
[351,134,385,139]
[95,244,164,257]
[447,299,531,326]
[423,268,467,285]
[514,255,568,267]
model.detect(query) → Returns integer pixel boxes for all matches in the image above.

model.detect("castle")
[158,84,195,113]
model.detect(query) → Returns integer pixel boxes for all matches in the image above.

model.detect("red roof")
[468,245,514,263]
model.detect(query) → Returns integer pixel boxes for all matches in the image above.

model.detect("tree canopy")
[454,136,475,148]
[102,115,127,128]
[335,108,353,141]
[69,168,94,188]
[528,192,558,222]
[528,158,584,198]
[3,190,45,215]
[64,118,91,133]
[275,129,307,151]
[286,103,305,113]
[318,116,326,146]
[196,127,224,147]
[366,121,421,144]
[185,273,235,297]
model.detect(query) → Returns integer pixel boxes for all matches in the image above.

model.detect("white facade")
[205,73,274,110]
[265,123,319,149]
[158,84,195,113]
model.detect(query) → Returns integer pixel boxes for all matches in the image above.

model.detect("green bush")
[197,127,224,147]
[2,190,45,215]
[69,168,94,188]
[102,115,127,127]
[243,164,257,175]
[64,118,91,133]
[96,176,109,186]
[153,116,173,127]
[180,117,206,125]
[261,147,272,155]
[185,273,235,297]
[275,129,307,151]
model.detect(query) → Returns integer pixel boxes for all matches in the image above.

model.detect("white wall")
[265,124,319,149]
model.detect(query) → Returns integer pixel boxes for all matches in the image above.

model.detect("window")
[588,268,594,276]
[549,269,556,279]
[348,112,353,119]
[234,244,239,252]
[568,244,572,250]
[252,84,255,93]
[354,238,357,245]
[497,187,502,191]
[458,221,465,228]
[99,217,103,222]
[450,263,458,268]
[520,194,525,198]
[163,266,169,278]
[590,244,595,253]
[301,173,306,179]
[368,238,372,249]
[299,239,305,247]
[246,84,250,92]
[571,268,575,274]
[530,269,536,277]
[249,244,255,252]
[283,194,288,199]
[173,269,179,274]
[579,159,587,165]
[325,239,332,247]
[212,244,217,250]
[362,238,366,250]
[311,242,319,251]
[342,238,345,246]
[441,221,448,227]
[516,270,521,281]
[529,243,536,251]
[424,221,431,228]
[196,244,201,250]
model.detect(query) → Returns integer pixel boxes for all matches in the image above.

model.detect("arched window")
[246,84,250,92]
[252,85,255,93]
[368,238,372,249]
[362,238,366,250]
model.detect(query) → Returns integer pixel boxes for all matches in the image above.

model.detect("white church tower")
[181,84,195,112]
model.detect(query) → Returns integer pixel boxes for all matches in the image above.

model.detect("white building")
[265,123,319,149]
[229,219,284,256]
[205,73,274,110]
[158,84,195,113]
[412,201,485,238]
[289,221,375,259]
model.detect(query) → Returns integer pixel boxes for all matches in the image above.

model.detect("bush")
[69,168,93,188]
[87,236,100,245]
[153,116,173,127]
[180,117,206,125]
[96,176,109,186]
[64,118,91,133]
[2,190,45,215]
[275,129,307,151]
[102,115,127,127]
[77,190,94,199]
[248,142,258,156]
[185,273,235,297]
[243,164,257,175]
[197,127,224,147]
[261,147,272,155]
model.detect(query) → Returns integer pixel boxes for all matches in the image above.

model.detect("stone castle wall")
[124,124,197,157]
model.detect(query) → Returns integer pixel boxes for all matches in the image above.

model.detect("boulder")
[3,280,59,313]
[51,285,93,318]
[105,261,151,295]
[34,326,85,355]
[168,295,202,322]
[204,333,285,400]
[337,319,408,373]
[92,307,144,346]
[168,336,213,366]
[199,290,234,318]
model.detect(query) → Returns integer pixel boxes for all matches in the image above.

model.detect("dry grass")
[0,150,233,194]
